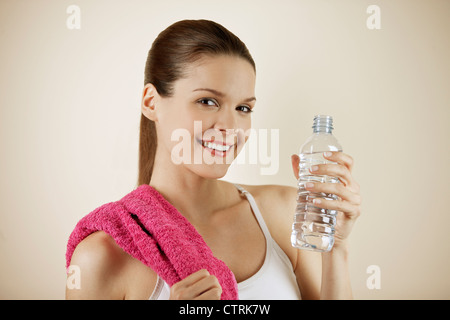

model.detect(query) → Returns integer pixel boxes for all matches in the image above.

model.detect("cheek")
[158,104,197,136]
[237,119,252,145]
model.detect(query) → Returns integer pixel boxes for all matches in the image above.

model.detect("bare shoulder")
[69,231,127,274]
[66,231,127,299]
[239,182,295,195]
[238,183,297,213]
[66,231,157,299]
[71,230,124,261]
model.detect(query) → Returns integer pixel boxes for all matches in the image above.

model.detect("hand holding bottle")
[291,151,361,248]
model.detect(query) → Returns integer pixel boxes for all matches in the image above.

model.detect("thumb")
[291,154,300,180]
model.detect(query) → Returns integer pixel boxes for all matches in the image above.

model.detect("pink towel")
[66,184,239,300]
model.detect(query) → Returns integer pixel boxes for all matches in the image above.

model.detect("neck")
[148,147,231,222]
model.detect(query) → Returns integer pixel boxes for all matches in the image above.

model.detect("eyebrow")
[193,88,256,102]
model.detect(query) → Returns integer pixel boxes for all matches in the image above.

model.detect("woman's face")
[150,54,256,179]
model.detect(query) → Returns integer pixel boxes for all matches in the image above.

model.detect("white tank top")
[148,184,302,300]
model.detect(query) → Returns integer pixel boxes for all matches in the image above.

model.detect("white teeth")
[202,141,232,152]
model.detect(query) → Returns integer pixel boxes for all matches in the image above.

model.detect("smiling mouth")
[198,139,236,157]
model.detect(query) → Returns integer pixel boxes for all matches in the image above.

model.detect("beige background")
[1,0,449,299]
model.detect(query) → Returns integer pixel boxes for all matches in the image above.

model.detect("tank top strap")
[233,183,273,241]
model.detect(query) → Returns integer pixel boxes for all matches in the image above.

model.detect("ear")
[141,83,159,122]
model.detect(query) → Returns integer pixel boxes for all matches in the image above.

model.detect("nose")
[214,106,237,132]
[213,107,239,143]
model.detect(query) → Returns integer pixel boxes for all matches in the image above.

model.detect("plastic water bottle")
[291,115,343,252]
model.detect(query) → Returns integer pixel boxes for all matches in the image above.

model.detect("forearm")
[320,243,353,300]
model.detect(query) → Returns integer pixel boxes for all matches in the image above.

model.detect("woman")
[66,19,361,300]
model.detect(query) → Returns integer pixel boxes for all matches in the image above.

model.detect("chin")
[189,163,231,180]
[186,139,243,179]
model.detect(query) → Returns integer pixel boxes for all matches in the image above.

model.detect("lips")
[201,139,235,146]
[197,139,236,157]
[202,141,232,152]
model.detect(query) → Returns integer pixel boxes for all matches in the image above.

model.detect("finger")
[170,269,215,300]
[323,151,354,172]
[183,269,210,283]
[190,275,222,299]
[195,287,222,300]
[172,269,210,291]
[309,163,353,187]
[311,198,361,219]
[291,154,300,180]
[305,182,361,205]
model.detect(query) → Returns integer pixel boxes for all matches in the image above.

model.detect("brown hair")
[138,19,256,186]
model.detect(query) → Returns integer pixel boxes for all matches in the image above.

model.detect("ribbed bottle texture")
[291,115,343,252]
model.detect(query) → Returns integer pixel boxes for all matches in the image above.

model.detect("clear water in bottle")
[291,115,342,252]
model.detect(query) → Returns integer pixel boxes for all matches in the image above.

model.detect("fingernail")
[305,182,314,189]
[313,198,321,204]
[310,165,318,172]
[324,152,332,157]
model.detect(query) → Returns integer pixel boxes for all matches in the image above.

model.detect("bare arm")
[290,151,361,299]
[66,231,134,299]
[66,231,221,300]
[320,244,352,299]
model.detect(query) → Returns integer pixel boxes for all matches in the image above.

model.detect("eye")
[197,98,218,107]
[236,105,253,113]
